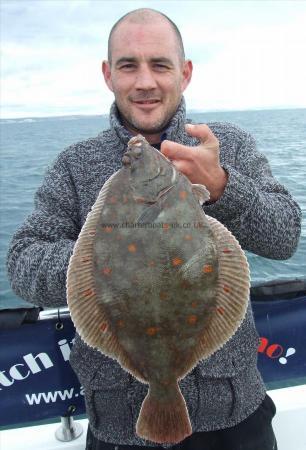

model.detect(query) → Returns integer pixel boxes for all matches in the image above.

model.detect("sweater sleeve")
[204,131,302,260]
[6,154,80,308]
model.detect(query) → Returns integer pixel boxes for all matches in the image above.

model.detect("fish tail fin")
[136,382,192,444]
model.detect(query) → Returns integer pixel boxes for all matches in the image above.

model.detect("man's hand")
[161,124,228,202]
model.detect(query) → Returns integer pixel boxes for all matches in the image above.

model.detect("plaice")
[67,134,250,444]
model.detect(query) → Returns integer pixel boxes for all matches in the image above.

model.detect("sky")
[1,0,306,118]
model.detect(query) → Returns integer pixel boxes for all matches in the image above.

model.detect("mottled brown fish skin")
[67,134,250,444]
[93,136,219,386]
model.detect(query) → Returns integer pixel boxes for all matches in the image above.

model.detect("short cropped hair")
[107,8,185,63]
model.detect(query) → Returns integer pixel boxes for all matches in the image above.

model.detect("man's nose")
[134,66,157,90]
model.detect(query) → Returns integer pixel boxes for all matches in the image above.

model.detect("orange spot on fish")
[159,291,168,301]
[148,260,156,267]
[83,288,95,298]
[135,197,146,204]
[109,196,117,204]
[203,264,213,273]
[104,226,113,233]
[122,194,129,204]
[102,267,112,276]
[223,285,231,293]
[100,322,108,333]
[117,319,124,328]
[179,191,188,200]
[217,307,225,315]
[191,301,198,308]
[128,243,137,253]
[146,327,159,336]
[223,248,231,254]
[172,257,183,266]
[187,315,198,325]
[163,223,170,231]
[88,229,96,236]
[184,234,193,241]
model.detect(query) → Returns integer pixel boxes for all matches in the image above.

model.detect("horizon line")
[1,105,306,121]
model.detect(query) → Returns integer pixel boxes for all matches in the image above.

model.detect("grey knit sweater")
[7,98,301,447]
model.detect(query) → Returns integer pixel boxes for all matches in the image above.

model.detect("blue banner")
[1,294,306,428]
[254,296,306,385]
[0,316,85,427]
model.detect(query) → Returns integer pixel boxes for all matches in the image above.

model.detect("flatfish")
[67,135,250,444]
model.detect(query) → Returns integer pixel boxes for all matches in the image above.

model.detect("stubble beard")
[117,96,182,137]
[121,113,169,136]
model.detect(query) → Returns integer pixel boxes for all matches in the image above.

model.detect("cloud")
[186,15,306,110]
[1,0,306,117]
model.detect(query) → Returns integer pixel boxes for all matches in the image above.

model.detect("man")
[7,8,301,450]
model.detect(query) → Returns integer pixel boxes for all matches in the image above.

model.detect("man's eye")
[153,64,170,71]
[119,64,136,70]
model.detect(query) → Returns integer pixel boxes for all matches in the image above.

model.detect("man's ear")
[181,59,193,93]
[102,60,114,92]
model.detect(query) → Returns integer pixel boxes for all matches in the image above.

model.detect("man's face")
[102,19,192,143]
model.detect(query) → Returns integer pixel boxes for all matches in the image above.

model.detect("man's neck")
[127,128,162,145]
[119,115,163,145]
[141,133,161,145]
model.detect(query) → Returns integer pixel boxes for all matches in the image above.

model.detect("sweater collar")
[109,97,187,146]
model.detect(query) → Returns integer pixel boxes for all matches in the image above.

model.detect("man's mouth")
[133,99,160,105]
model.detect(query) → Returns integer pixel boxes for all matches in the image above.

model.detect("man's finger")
[171,159,192,177]
[185,123,217,145]
[161,140,193,161]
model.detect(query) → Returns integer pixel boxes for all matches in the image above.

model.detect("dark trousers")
[86,394,277,450]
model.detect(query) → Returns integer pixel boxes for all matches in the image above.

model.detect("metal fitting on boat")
[55,406,83,442]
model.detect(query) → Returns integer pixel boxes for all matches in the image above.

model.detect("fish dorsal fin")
[67,171,120,353]
[191,184,210,205]
[67,169,146,383]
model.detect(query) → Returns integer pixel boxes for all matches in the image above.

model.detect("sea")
[1,108,305,305]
